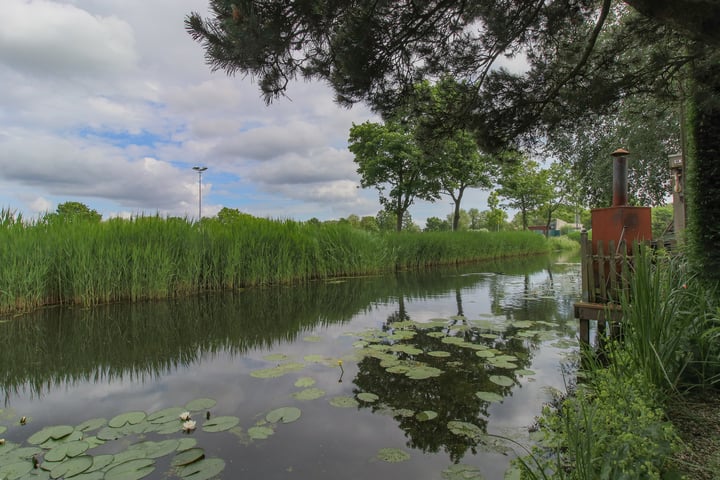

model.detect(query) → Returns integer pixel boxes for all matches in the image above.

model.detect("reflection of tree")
[353,313,534,463]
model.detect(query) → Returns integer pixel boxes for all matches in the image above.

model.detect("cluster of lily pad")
[0,398,235,480]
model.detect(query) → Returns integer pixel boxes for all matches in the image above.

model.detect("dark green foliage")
[688,53,720,281]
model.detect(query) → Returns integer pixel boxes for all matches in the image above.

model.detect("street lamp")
[192,166,208,220]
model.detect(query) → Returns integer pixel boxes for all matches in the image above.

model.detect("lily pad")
[515,369,537,376]
[147,407,186,424]
[108,411,147,428]
[76,418,106,433]
[489,375,514,387]
[40,429,83,449]
[294,377,316,388]
[86,454,114,473]
[202,416,240,432]
[178,458,225,480]
[405,365,443,380]
[291,388,326,401]
[442,463,484,479]
[171,448,205,467]
[130,439,180,458]
[0,461,33,480]
[329,396,359,408]
[266,407,301,424]
[427,350,451,358]
[416,411,438,421]
[475,350,495,358]
[475,391,504,403]
[357,392,379,403]
[27,425,74,445]
[172,437,195,450]
[104,459,155,480]
[247,426,274,440]
[251,363,304,378]
[96,426,122,441]
[303,335,322,342]
[50,455,93,479]
[44,440,89,462]
[376,448,410,463]
[303,354,330,363]
[185,398,216,411]
[448,421,483,440]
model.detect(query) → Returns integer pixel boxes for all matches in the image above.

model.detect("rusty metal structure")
[574,149,652,344]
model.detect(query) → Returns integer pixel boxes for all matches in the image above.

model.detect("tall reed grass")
[0,216,549,315]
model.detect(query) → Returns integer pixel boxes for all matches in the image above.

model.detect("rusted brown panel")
[591,206,652,255]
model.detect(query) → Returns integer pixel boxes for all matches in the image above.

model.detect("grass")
[0,215,550,315]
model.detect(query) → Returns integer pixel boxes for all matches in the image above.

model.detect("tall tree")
[497,159,552,230]
[349,121,438,231]
[486,191,508,232]
[45,202,102,223]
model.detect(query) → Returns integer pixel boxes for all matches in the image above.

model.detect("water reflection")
[0,254,581,480]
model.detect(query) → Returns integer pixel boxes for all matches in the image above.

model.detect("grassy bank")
[513,247,720,479]
[0,215,549,315]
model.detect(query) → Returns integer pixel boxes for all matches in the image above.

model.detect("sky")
[0,0,500,227]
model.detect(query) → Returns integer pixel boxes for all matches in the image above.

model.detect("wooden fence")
[574,231,631,343]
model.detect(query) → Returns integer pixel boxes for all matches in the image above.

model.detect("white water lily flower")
[179,411,192,421]
[182,420,197,432]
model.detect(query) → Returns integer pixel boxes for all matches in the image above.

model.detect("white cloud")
[0,0,138,77]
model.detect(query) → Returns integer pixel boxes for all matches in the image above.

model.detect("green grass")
[0,216,549,315]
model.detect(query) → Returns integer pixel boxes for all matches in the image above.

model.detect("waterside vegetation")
[514,247,720,479]
[0,211,550,316]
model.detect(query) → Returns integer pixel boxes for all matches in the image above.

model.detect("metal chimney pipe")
[611,148,629,206]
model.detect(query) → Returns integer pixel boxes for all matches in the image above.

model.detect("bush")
[515,351,681,480]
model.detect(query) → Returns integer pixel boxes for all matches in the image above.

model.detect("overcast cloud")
[0,0,495,225]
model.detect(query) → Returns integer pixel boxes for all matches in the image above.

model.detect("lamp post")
[192,166,208,220]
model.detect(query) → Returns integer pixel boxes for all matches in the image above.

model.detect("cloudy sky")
[0,0,495,226]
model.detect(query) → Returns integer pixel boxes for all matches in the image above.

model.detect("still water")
[0,254,581,480]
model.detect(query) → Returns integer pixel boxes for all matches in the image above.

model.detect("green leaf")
[86,454,114,473]
[405,365,443,380]
[376,448,410,463]
[75,418,106,433]
[293,377,316,388]
[329,396,359,408]
[475,391,504,403]
[291,388,326,401]
[266,407,301,424]
[50,455,93,479]
[247,426,274,440]
[130,439,180,459]
[448,421,483,440]
[178,458,225,480]
[108,411,147,428]
[489,375,514,387]
[104,459,155,480]
[202,416,240,433]
[250,363,304,378]
[171,448,205,467]
[427,350,451,358]
[442,463,484,479]
[175,438,198,452]
[0,460,33,480]
[147,407,185,424]
[357,392,379,403]
[184,398,216,411]
[27,425,74,445]
[416,411,438,421]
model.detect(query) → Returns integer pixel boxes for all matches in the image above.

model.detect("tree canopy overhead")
[186,0,704,150]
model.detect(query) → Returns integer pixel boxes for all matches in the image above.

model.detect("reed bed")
[0,215,548,315]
